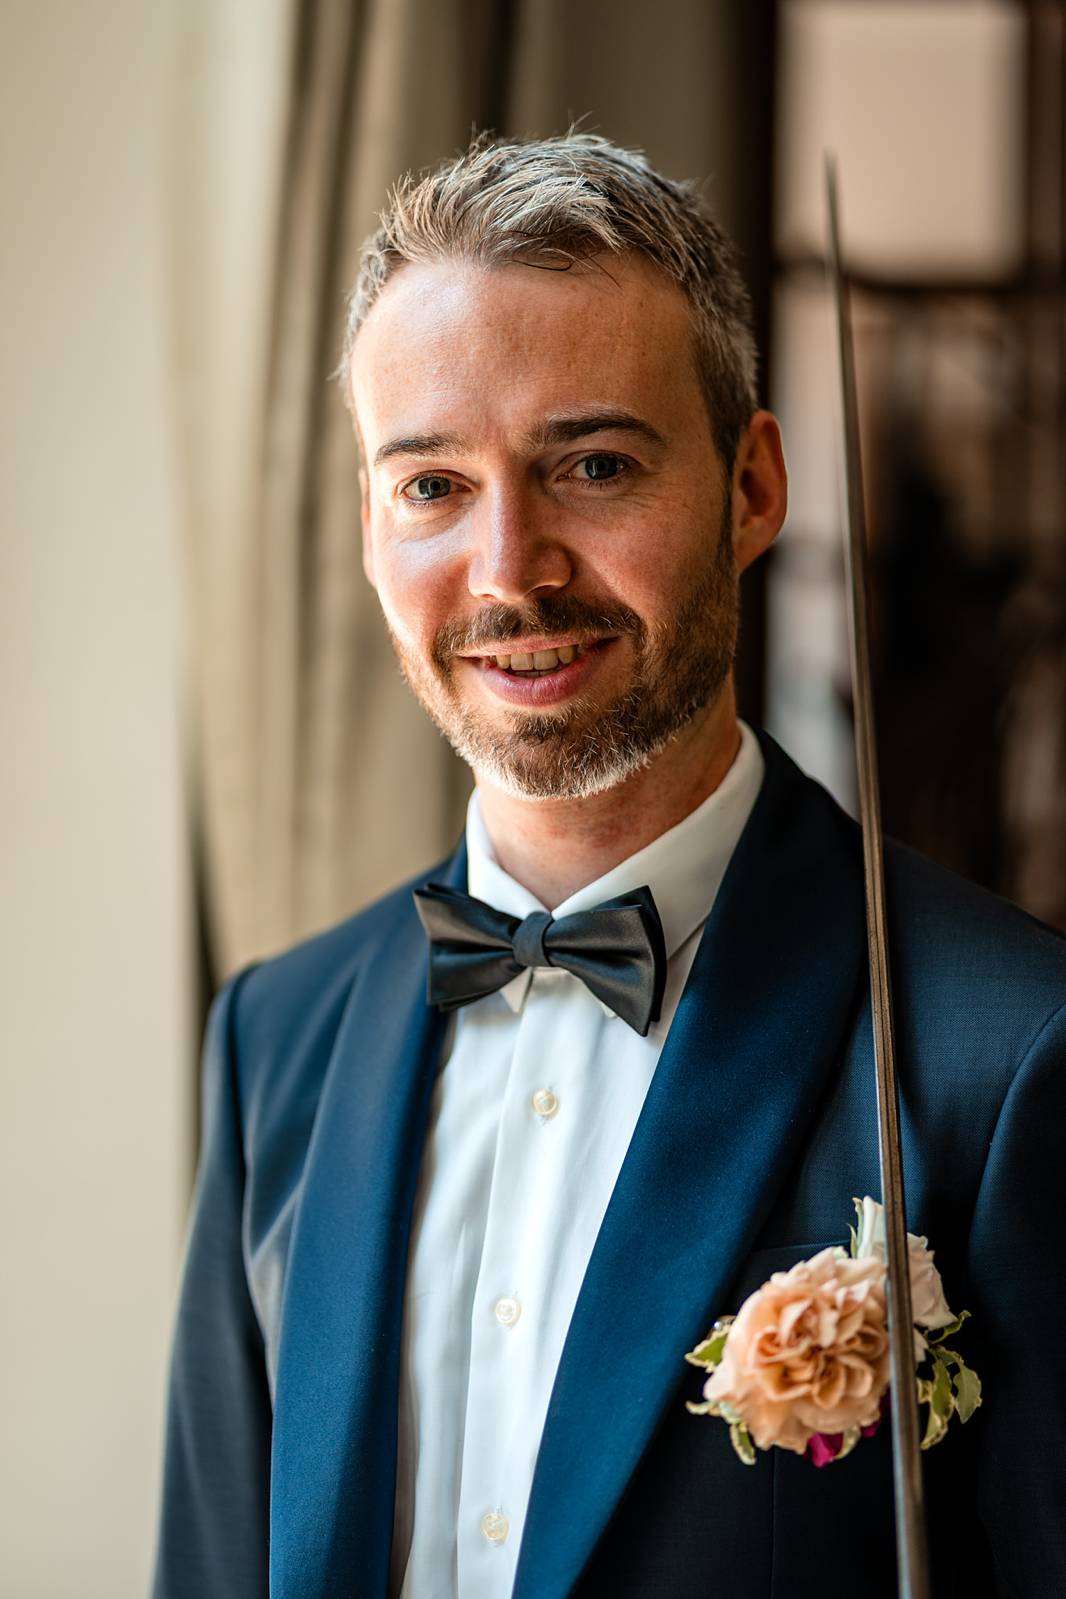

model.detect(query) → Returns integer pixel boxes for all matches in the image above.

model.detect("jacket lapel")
[269,845,466,1599]
[513,734,867,1599]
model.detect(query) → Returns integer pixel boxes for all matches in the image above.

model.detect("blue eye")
[405,474,452,501]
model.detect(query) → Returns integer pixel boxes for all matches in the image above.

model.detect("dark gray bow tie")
[413,881,668,1037]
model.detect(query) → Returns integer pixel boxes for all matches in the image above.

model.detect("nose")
[466,483,572,604]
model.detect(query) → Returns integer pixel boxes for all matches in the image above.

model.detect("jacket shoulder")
[885,833,1066,1006]
[763,730,1066,1009]
[761,731,1065,1075]
[876,833,1066,1119]
[220,849,459,1111]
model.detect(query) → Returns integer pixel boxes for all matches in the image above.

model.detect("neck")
[474,686,743,908]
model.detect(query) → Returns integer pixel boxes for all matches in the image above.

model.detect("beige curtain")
[171,0,757,980]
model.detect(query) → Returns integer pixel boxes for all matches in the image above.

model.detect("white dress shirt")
[391,724,764,1599]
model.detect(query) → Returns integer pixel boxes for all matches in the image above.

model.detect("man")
[154,133,1066,1598]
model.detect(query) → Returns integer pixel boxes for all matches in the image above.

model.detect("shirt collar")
[465,722,765,1010]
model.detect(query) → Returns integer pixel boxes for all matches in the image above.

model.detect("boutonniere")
[685,1198,981,1468]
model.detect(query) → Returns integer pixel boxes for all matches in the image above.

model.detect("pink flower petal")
[807,1432,844,1468]
[862,1394,889,1437]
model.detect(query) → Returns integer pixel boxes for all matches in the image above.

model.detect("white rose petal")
[853,1196,955,1330]
[855,1195,885,1260]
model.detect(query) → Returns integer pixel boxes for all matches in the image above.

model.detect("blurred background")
[2,1,1063,1593]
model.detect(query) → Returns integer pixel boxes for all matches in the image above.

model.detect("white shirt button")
[494,1295,521,1328]
[531,1087,559,1119]
[480,1509,509,1544]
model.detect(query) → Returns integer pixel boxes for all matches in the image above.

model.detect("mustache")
[432,595,645,665]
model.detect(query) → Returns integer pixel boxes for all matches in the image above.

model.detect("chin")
[463,716,688,802]
[472,751,653,803]
[394,605,736,802]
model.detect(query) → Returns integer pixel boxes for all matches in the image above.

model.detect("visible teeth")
[490,643,582,673]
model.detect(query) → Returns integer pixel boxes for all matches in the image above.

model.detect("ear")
[359,468,376,588]
[730,410,787,574]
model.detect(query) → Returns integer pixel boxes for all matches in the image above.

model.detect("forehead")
[349,253,704,456]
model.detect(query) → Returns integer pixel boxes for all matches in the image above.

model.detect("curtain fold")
[172,0,761,979]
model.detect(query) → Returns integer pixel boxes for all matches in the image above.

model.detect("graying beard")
[446,663,721,800]
[390,498,738,799]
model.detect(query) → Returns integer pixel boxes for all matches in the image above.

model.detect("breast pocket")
[725,1239,849,1310]
[719,1241,900,1599]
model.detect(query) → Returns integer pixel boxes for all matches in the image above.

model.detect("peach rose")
[703,1248,890,1454]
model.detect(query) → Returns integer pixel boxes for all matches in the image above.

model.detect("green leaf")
[927,1309,971,1346]
[685,1319,733,1370]
[685,1343,716,1369]
[930,1352,955,1420]
[918,1355,955,1450]
[835,1426,862,1462]
[953,1362,982,1424]
[920,1396,950,1450]
[729,1422,756,1466]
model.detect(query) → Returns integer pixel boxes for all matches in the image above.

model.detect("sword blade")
[824,154,930,1599]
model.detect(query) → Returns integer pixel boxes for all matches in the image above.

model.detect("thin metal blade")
[824,154,930,1599]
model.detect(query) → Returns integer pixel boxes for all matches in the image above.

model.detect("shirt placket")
[455,969,599,1596]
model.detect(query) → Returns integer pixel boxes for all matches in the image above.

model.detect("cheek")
[583,527,687,617]
[579,479,713,594]
[371,533,461,648]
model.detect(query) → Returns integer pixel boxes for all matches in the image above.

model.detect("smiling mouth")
[485,643,582,675]
[460,637,613,677]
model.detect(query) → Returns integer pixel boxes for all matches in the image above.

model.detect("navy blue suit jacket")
[153,732,1066,1597]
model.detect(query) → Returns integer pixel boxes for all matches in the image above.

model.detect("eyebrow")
[372,409,668,468]
[373,430,464,468]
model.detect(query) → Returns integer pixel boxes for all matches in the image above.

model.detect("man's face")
[351,253,742,799]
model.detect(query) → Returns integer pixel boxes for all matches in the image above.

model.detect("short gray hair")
[339,129,758,466]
